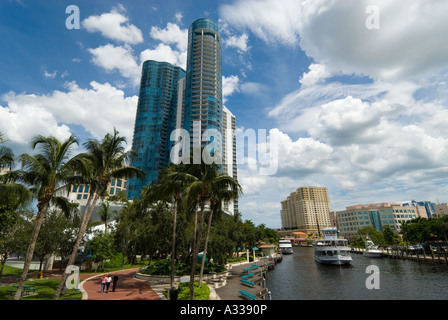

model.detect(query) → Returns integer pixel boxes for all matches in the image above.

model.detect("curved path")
[80,268,162,300]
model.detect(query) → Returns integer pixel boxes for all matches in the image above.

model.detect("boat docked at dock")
[278,239,293,254]
[313,227,352,265]
[363,238,382,258]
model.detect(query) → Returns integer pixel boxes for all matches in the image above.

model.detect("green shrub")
[140,259,225,276]
[177,281,210,300]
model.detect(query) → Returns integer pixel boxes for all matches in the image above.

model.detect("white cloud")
[44,70,57,79]
[0,82,138,154]
[219,0,302,46]
[221,0,448,82]
[299,63,330,87]
[140,44,187,70]
[224,33,250,53]
[222,75,240,103]
[82,7,143,44]
[150,23,188,52]
[88,44,141,86]
[297,0,448,81]
[175,12,183,23]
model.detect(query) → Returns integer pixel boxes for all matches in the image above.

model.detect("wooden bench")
[239,290,257,300]
[7,289,17,296]
[241,273,255,279]
[240,279,256,287]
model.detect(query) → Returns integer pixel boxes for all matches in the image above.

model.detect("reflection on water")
[265,247,448,300]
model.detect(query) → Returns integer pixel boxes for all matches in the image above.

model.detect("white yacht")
[363,238,382,258]
[278,238,294,254]
[313,227,352,265]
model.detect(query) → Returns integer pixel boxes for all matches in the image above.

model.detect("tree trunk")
[170,197,179,289]
[199,208,214,288]
[189,201,199,300]
[14,202,49,300]
[52,192,99,300]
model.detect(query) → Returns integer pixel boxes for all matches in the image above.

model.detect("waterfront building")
[434,203,448,216]
[336,202,427,239]
[280,186,332,236]
[222,106,238,214]
[402,200,436,218]
[183,18,223,154]
[127,60,186,200]
[126,18,238,215]
[68,174,129,204]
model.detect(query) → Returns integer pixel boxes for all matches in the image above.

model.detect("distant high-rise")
[127,60,186,200]
[183,18,222,154]
[281,187,331,234]
[222,106,238,214]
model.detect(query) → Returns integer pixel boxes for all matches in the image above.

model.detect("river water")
[265,246,448,300]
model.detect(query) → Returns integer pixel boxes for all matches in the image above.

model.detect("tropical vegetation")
[0,131,281,301]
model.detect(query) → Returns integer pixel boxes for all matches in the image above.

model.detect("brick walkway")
[80,268,162,300]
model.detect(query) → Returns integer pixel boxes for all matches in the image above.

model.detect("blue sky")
[2,0,448,228]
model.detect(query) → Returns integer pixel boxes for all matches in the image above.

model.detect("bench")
[241,273,255,279]
[240,279,256,287]
[25,287,38,295]
[239,290,257,300]
[7,289,17,296]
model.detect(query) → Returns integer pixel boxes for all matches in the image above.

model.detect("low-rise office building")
[336,202,427,239]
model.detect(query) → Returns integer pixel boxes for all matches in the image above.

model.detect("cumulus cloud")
[224,33,250,53]
[140,44,187,70]
[299,63,330,87]
[219,0,301,46]
[221,0,448,82]
[82,7,143,44]
[0,82,138,154]
[88,44,141,86]
[296,0,448,81]
[222,75,240,103]
[150,23,188,52]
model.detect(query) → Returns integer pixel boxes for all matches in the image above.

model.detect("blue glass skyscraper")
[184,18,223,152]
[127,60,185,200]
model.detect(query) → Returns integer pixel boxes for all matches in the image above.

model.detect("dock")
[213,256,280,300]
[351,247,448,264]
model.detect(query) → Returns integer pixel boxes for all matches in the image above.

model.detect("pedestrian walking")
[106,274,112,293]
[100,275,107,293]
[112,274,119,292]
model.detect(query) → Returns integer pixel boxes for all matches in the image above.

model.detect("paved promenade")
[4,260,273,301]
[80,268,162,300]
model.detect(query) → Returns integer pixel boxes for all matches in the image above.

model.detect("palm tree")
[198,170,242,287]
[143,163,196,290]
[53,128,145,299]
[0,145,14,169]
[98,201,112,233]
[0,146,33,212]
[182,160,242,299]
[12,135,83,299]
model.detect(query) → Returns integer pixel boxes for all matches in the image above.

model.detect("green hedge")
[140,259,226,276]
[177,281,210,300]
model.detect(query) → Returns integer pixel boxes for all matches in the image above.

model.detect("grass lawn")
[0,279,82,300]
[0,260,149,301]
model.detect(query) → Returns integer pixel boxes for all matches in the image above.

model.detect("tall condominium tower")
[222,106,238,214]
[183,18,223,155]
[127,60,186,200]
[281,186,332,235]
